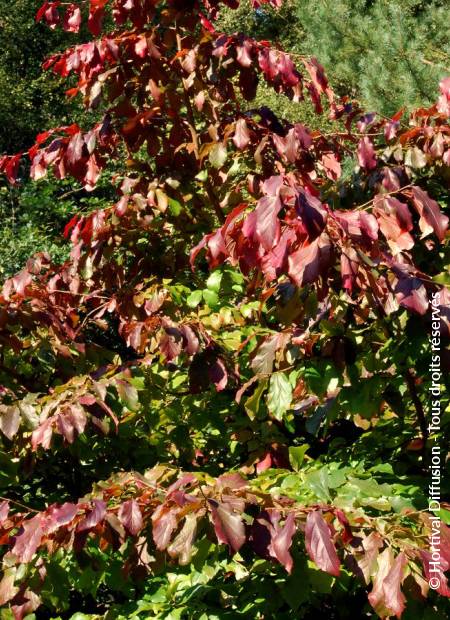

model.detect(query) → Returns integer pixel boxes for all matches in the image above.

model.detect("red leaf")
[4,154,21,184]
[209,500,245,553]
[63,214,79,239]
[335,210,379,242]
[393,267,428,315]
[233,118,251,150]
[368,547,395,615]
[160,332,183,362]
[303,57,333,109]
[31,419,54,451]
[46,502,78,532]
[200,15,216,34]
[88,0,106,36]
[305,510,340,576]
[420,550,450,597]
[63,5,81,33]
[384,119,400,141]
[36,2,51,22]
[341,246,359,293]
[67,405,87,435]
[321,152,341,180]
[273,128,298,163]
[382,552,407,618]
[356,531,384,583]
[295,188,327,240]
[288,233,331,288]
[374,196,414,254]
[244,195,283,251]
[12,515,44,563]
[216,473,247,491]
[134,35,148,58]
[0,569,17,606]
[166,473,197,496]
[152,505,178,550]
[12,270,33,297]
[66,132,85,166]
[118,500,143,536]
[269,512,296,573]
[411,186,448,242]
[357,137,377,170]
[256,452,273,473]
[40,2,60,29]
[0,501,9,524]
[77,499,106,531]
[56,413,75,443]
[208,357,228,392]
[252,0,283,7]
[179,325,200,356]
[437,76,450,116]
[236,40,253,67]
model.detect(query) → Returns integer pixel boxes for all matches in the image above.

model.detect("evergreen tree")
[220,0,450,115]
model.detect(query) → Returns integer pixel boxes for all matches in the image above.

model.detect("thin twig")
[356,184,413,211]
[0,496,39,513]
[405,368,428,464]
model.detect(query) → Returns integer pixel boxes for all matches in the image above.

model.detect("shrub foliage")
[0,1,449,618]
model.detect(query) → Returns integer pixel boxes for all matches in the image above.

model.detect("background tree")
[0,0,78,154]
[0,0,112,280]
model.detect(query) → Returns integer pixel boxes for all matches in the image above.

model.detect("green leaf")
[168,198,182,216]
[195,169,208,181]
[115,380,139,411]
[439,508,450,525]
[289,445,309,472]
[206,271,222,293]
[267,373,292,421]
[202,289,219,308]
[304,468,331,502]
[244,380,268,420]
[186,290,203,308]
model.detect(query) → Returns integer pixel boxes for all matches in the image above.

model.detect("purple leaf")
[393,271,428,315]
[118,499,143,536]
[357,137,377,170]
[152,505,178,551]
[288,233,331,288]
[209,500,245,553]
[12,515,44,563]
[209,357,228,392]
[305,510,340,576]
[269,512,296,573]
[233,118,251,150]
[295,189,327,240]
[46,502,78,533]
[247,195,283,251]
[77,499,106,532]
